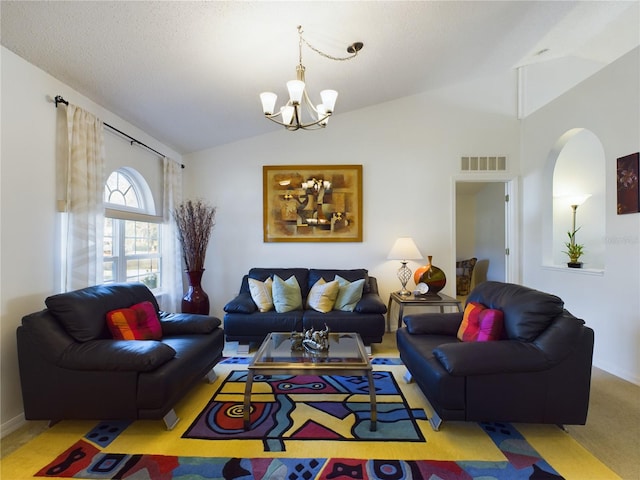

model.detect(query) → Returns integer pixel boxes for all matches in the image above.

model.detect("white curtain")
[64,105,105,291]
[159,157,184,312]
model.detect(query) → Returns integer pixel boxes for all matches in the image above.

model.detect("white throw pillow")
[306,278,340,313]
[272,275,303,313]
[248,277,273,312]
[334,275,365,312]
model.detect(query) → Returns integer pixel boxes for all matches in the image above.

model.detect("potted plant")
[173,200,216,314]
[563,228,585,268]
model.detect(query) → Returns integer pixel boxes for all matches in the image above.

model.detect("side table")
[387,291,463,331]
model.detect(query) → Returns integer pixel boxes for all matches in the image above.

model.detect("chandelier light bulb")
[281,105,295,125]
[320,90,338,113]
[260,92,277,115]
[286,80,305,105]
[317,104,328,125]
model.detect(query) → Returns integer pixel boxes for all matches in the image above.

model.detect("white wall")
[0,47,182,433]
[521,47,640,384]
[183,75,521,323]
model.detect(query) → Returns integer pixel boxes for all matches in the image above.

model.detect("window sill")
[542,265,604,276]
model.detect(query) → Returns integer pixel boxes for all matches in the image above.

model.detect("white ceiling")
[1,1,638,154]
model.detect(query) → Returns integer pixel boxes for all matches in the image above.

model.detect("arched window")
[103,168,161,289]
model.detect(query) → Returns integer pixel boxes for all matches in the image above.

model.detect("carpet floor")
[0,358,619,480]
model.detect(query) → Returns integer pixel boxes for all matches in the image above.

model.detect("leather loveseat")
[224,268,387,347]
[396,281,594,430]
[17,283,225,429]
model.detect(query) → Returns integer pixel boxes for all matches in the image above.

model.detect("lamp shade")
[260,92,277,115]
[320,89,338,113]
[387,237,423,261]
[287,80,305,104]
[281,106,295,125]
[566,194,592,207]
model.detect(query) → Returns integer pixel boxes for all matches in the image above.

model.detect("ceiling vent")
[461,156,507,172]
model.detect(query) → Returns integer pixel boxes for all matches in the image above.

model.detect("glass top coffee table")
[243,331,377,431]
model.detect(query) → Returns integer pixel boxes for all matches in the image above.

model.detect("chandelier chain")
[297,26,359,62]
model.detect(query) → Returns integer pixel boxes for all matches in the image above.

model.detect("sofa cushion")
[158,312,221,335]
[45,283,159,342]
[248,277,274,312]
[457,302,504,342]
[59,339,176,372]
[248,268,310,298]
[223,292,257,314]
[467,281,564,342]
[334,275,365,312]
[106,301,163,340]
[273,275,303,313]
[309,269,371,294]
[306,278,340,313]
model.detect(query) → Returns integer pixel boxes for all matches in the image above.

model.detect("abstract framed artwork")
[617,152,639,214]
[263,164,363,242]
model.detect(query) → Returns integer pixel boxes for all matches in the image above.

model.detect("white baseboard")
[1,413,26,438]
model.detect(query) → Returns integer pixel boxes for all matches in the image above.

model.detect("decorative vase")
[414,256,447,294]
[182,270,210,315]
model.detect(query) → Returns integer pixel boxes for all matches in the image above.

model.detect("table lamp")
[387,237,423,296]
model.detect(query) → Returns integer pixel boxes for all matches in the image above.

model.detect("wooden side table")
[387,291,463,331]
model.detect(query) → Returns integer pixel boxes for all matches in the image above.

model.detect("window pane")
[126,258,160,286]
[104,171,140,209]
[103,260,115,283]
[124,186,138,206]
[126,258,140,282]
[104,218,114,257]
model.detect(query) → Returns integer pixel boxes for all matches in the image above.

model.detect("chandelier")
[259,25,363,131]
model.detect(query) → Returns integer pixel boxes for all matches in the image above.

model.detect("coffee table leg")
[243,371,254,430]
[367,371,377,431]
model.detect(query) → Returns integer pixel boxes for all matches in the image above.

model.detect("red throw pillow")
[106,301,162,340]
[457,302,505,342]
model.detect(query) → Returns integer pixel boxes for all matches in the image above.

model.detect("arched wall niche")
[546,128,605,270]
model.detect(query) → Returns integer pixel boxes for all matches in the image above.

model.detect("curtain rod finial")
[54,95,68,107]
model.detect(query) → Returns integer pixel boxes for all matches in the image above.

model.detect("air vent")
[461,156,507,172]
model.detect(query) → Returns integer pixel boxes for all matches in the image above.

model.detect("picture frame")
[616,152,639,214]
[263,164,363,242]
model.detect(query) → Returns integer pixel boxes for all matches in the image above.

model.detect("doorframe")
[451,175,520,285]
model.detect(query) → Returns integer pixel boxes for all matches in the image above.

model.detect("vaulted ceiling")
[2,1,638,154]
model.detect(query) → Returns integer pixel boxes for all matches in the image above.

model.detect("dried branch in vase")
[173,200,216,272]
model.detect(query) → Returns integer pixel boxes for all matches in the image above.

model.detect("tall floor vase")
[182,269,210,315]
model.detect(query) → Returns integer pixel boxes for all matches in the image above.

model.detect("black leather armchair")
[17,283,225,429]
[396,281,594,430]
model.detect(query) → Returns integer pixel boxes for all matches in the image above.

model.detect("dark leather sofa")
[224,268,387,346]
[396,281,594,430]
[17,283,225,429]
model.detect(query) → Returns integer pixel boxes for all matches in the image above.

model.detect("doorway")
[453,179,518,297]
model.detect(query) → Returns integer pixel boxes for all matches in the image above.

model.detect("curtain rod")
[54,95,184,169]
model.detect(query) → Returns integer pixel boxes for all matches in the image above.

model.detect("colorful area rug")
[0,359,619,480]
[183,370,426,451]
[35,421,566,479]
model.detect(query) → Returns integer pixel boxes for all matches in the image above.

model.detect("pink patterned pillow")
[106,301,162,340]
[457,302,505,342]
